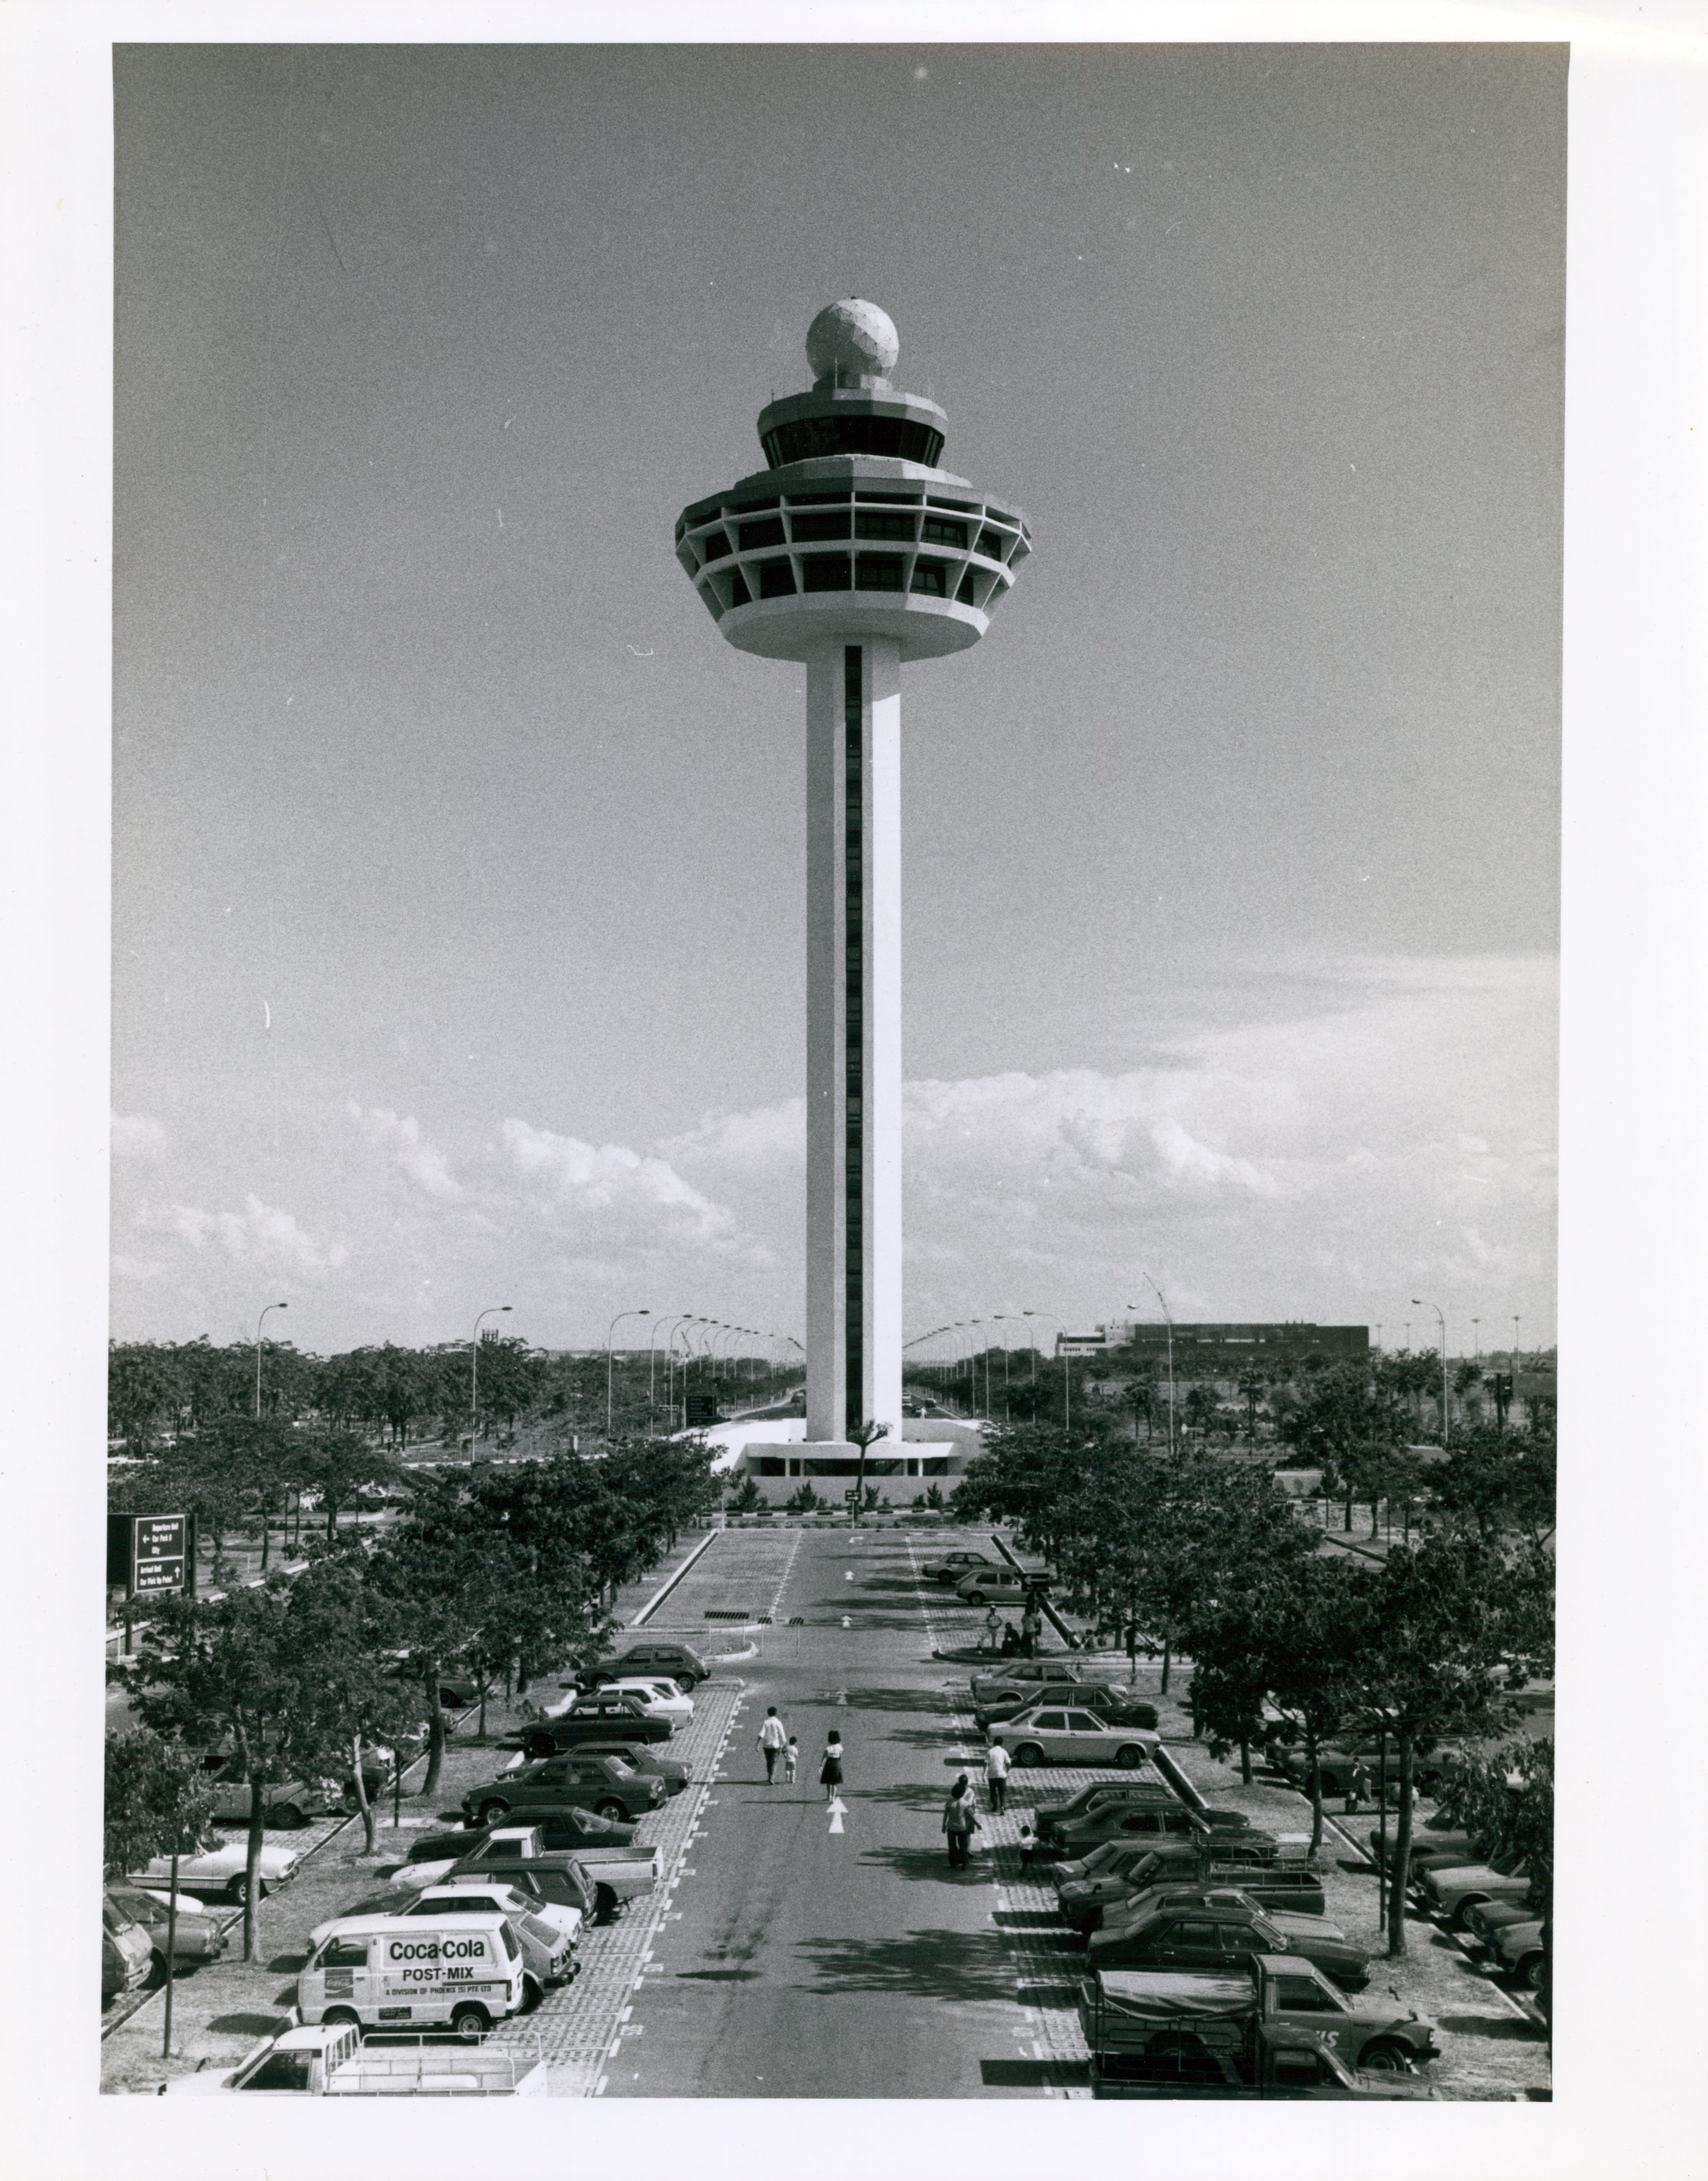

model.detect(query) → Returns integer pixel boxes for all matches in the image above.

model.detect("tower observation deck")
[675,300,1031,1447]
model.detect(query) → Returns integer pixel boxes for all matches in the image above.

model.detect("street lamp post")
[470,1305,513,1456]
[1136,1276,1176,1456]
[1472,1317,1480,1361]
[606,1309,650,1441]
[1411,1297,1450,1447]
[1021,1311,1068,1431]
[254,1301,288,1421]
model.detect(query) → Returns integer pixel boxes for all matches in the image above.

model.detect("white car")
[986,1702,1159,1771]
[591,1677,694,1721]
[310,1883,581,1974]
[132,1840,302,1904]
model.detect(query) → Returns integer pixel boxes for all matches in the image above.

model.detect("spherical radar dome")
[805,298,900,386]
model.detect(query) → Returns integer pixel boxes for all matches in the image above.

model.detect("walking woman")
[820,1729,845,1803]
[942,1773,982,1870]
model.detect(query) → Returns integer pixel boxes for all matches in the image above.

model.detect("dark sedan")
[406,1803,633,1865]
[528,1692,676,1747]
[461,1751,664,1828]
[1088,1903,1371,1991]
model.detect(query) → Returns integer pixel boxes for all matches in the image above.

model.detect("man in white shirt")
[757,1705,788,1784]
[984,1737,1011,1815]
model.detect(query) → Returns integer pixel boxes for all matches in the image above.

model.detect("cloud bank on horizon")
[109,950,1556,1355]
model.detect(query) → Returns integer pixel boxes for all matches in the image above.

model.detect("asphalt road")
[605,1527,1042,2098]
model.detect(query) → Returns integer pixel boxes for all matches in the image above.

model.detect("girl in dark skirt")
[820,1730,845,1801]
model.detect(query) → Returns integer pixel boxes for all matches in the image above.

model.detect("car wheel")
[594,1885,618,1921]
[965,1590,987,1606]
[224,1873,268,1905]
[1014,1743,1045,1769]
[1358,2040,1414,2074]
[594,1799,626,1822]
[1115,1745,1144,1770]
[1516,1951,1546,1992]
[266,1802,305,1830]
[477,1798,510,1827]
[450,2004,490,2041]
[322,2007,360,2030]
[1448,1895,1487,1932]
[519,1974,543,2015]
[526,1732,557,1761]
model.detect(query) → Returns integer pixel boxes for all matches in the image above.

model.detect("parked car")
[528,1691,676,1747]
[1415,1854,1537,1931]
[1491,1917,1547,1991]
[986,1702,1158,1770]
[1057,1802,1278,1862]
[198,1754,370,1831]
[1097,1884,1347,1945]
[1088,1903,1371,1991]
[102,1894,156,1998]
[403,1804,630,1867]
[1462,1898,1540,1946]
[460,1751,664,1829]
[447,1825,659,1921]
[954,1568,1050,1608]
[576,1642,710,1692]
[975,1682,1160,1732]
[562,1741,691,1795]
[103,1882,228,1972]
[397,1887,574,1997]
[970,1658,1114,1709]
[1367,1823,1480,1873]
[921,1550,1000,1583]
[1059,1856,1329,1932]
[567,1677,693,1722]
[131,1839,304,1905]
[1273,1738,1397,1800]
[1036,1779,1181,1846]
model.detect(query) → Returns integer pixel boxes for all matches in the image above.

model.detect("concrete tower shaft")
[675,305,1031,1444]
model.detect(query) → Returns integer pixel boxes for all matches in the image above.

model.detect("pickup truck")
[162,2023,547,2096]
[1079,1956,1439,2095]
[449,1826,659,1921]
[1058,1853,1328,1933]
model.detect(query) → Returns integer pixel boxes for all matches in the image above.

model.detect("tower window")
[803,554,852,592]
[855,556,905,592]
[956,568,978,605]
[726,567,751,608]
[791,510,851,543]
[855,511,916,542]
[921,517,967,550]
[738,516,786,551]
[700,530,731,560]
[910,560,948,597]
[975,528,1010,560]
[756,558,796,599]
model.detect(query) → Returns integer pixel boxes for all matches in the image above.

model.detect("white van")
[298,1912,526,2039]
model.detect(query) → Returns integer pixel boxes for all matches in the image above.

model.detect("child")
[1017,1822,1036,1876]
[783,1735,799,1784]
[820,1729,845,1802]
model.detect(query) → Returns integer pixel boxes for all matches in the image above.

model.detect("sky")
[109,41,1565,1359]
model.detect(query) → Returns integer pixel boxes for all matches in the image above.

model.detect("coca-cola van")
[298,1912,526,2040]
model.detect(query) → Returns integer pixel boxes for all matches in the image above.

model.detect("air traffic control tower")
[675,300,1031,1455]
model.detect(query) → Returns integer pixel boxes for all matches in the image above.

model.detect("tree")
[104,1728,218,2053]
[119,1583,306,1960]
[276,1547,425,1853]
[1429,1419,1556,1546]
[727,1474,764,1514]
[1437,1735,1554,2023]
[1280,1363,1410,1531]
[367,1481,522,1794]
[285,1429,401,1542]
[1348,1535,1553,1955]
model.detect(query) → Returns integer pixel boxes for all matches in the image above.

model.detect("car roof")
[313,1911,511,1936]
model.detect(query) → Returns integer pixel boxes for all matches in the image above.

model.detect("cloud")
[502,1118,776,1270]
[348,1103,461,1198]
[167,1194,348,1273]
[112,1113,166,1158]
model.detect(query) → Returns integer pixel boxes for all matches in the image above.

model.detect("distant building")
[1057,1322,1370,1369]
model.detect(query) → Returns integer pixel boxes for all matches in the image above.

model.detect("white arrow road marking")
[827,1795,849,1835]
